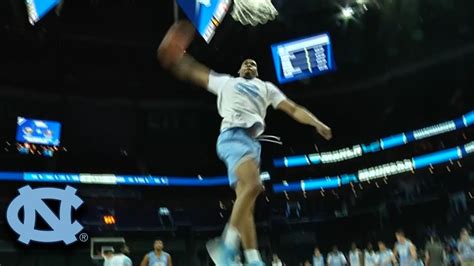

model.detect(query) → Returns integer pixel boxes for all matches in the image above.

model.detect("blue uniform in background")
[147,251,170,266]
[395,241,415,266]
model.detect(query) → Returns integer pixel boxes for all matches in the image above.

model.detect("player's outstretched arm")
[277,99,332,140]
[140,254,149,266]
[409,244,417,260]
[157,20,210,89]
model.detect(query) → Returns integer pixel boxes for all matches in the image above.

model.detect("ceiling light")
[341,7,355,18]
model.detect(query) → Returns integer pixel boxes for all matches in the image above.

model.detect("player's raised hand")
[157,20,195,69]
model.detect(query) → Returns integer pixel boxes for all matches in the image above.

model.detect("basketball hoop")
[231,0,279,26]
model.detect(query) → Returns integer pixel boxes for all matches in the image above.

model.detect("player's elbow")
[295,104,306,114]
[157,44,186,73]
[286,104,300,118]
[157,49,168,69]
[291,104,308,120]
[157,47,174,70]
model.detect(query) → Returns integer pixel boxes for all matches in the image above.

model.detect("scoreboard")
[271,33,336,84]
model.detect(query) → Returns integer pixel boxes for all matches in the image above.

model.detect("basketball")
[157,21,196,69]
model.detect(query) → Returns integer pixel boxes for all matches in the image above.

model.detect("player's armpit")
[276,99,297,116]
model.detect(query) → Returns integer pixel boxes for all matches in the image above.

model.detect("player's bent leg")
[233,159,265,264]
[206,158,263,265]
[230,159,262,249]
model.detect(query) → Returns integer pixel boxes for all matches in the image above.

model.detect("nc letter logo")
[6,185,84,245]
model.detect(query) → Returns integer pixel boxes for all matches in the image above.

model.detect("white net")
[231,0,279,26]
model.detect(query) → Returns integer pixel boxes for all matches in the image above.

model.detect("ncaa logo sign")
[6,185,84,245]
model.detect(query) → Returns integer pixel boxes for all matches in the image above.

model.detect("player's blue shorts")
[216,127,261,187]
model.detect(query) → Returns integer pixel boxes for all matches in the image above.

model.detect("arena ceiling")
[0,0,472,175]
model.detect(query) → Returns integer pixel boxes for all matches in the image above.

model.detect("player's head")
[314,247,321,255]
[154,240,164,251]
[367,242,373,251]
[378,241,386,250]
[460,228,470,240]
[304,260,312,266]
[102,246,115,258]
[120,244,130,255]
[430,235,440,243]
[395,229,405,242]
[351,242,357,250]
[238,59,259,79]
[332,245,339,252]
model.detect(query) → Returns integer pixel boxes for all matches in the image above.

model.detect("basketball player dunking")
[158,21,332,265]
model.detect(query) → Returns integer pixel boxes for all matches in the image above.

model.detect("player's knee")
[244,181,264,197]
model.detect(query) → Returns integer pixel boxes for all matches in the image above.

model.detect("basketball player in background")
[364,243,378,266]
[458,228,474,266]
[272,254,284,266]
[378,241,397,266]
[103,247,115,266]
[140,240,172,266]
[328,246,348,266]
[394,230,417,266]
[349,243,362,266]
[157,21,332,266]
[109,244,133,266]
[313,247,325,266]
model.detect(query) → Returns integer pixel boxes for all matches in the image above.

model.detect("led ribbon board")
[274,110,474,168]
[0,172,271,187]
[273,141,473,193]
